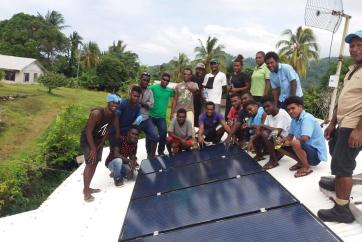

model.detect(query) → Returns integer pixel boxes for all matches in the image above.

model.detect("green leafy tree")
[38,72,66,93]
[108,40,127,54]
[194,36,226,72]
[276,26,319,78]
[0,13,68,68]
[0,70,4,80]
[96,54,126,92]
[81,41,101,70]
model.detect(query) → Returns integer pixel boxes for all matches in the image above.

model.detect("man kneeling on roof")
[166,108,194,155]
[105,125,139,186]
[277,96,327,178]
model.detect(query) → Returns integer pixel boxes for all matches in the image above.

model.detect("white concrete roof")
[1,138,362,242]
[0,54,43,71]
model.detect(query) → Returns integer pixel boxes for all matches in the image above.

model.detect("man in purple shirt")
[198,101,231,146]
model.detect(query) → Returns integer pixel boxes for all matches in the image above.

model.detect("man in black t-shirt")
[192,63,206,127]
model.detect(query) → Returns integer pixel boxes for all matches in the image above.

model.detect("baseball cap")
[345,30,362,43]
[195,63,205,69]
[107,93,122,103]
[210,59,219,64]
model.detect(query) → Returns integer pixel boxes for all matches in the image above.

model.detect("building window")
[4,71,15,81]
[24,73,29,82]
[34,73,38,82]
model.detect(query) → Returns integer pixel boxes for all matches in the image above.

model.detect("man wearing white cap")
[318,30,362,223]
[202,59,227,113]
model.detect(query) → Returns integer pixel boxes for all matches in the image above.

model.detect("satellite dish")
[304,0,352,121]
[305,0,343,33]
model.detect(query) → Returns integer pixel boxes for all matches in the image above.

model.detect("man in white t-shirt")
[251,96,291,169]
[202,59,227,113]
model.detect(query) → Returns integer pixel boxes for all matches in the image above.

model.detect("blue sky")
[0,0,361,65]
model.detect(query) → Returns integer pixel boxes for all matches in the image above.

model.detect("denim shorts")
[283,142,321,166]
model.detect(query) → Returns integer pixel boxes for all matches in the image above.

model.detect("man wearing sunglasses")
[149,73,174,156]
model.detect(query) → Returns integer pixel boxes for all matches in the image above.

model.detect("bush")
[64,77,80,88]
[38,72,66,93]
[42,105,87,170]
[79,70,99,89]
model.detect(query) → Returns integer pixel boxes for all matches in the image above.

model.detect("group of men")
[80,30,362,224]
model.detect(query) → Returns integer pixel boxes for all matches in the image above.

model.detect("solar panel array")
[119,144,341,242]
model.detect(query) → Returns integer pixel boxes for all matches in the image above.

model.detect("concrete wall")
[0,62,44,84]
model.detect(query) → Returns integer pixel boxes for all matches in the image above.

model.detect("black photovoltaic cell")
[129,204,341,242]
[132,153,263,199]
[120,172,297,240]
[139,144,243,174]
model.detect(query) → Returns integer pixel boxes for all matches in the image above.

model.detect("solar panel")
[139,144,244,175]
[128,204,341,242]
[120,172,297,240]
[132,153,263,200]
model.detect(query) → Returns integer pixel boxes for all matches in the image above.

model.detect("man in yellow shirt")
[318,30,362,223]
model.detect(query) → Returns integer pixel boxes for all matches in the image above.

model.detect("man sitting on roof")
[277,96,327,178]
[242,100,267,157]
[105,125,139,186]
[253,96,291,169]
[166,108,194,155]
[198,101,231,146]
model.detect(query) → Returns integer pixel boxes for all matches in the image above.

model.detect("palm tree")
[170,53,189,82]
[108,40,127,55]
[276,26,319,78]
[81,41,101,69]
[38,10,69,30]
[194,36,226,72]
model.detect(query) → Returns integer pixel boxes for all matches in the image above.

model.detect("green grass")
[0,83,108,163]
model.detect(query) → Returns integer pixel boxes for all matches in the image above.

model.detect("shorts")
[81,143,103,164]
[283,142,321,166]
[166,136,193,147]
[330,128,362,177]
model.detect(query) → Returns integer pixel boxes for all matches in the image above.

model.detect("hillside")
[0,83,108,163]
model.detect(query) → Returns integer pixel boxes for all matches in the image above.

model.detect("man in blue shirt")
[265,52,303,110]
[278,96,327,177]
[114,86,142,137]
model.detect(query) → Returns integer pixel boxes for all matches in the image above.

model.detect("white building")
[0,54,46,84]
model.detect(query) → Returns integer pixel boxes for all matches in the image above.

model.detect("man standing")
[81,94,120,202]
[166,108,194,155]
[149,73,174,156]
[198,101,231,146]
[171,68,199,126]
[318,30,362,223]
[192,63,206,127]
[202,59,227,113]
[114,86,142,137]
[138,72,159,158]
[278,96,327,177]
[265,52,303,110]
[105,125,139,186]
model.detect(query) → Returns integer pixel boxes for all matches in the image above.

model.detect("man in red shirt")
[226,93,243,144]
[105,125,139,186]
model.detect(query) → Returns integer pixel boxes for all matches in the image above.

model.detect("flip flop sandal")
[289,164,302,171]
[84,194,95,202]
[89,188,101,193]
[294,169,313,178]
[263,162,279,170]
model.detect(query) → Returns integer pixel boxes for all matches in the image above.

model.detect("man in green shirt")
[149,73,174,155]
[251,51,271,102]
